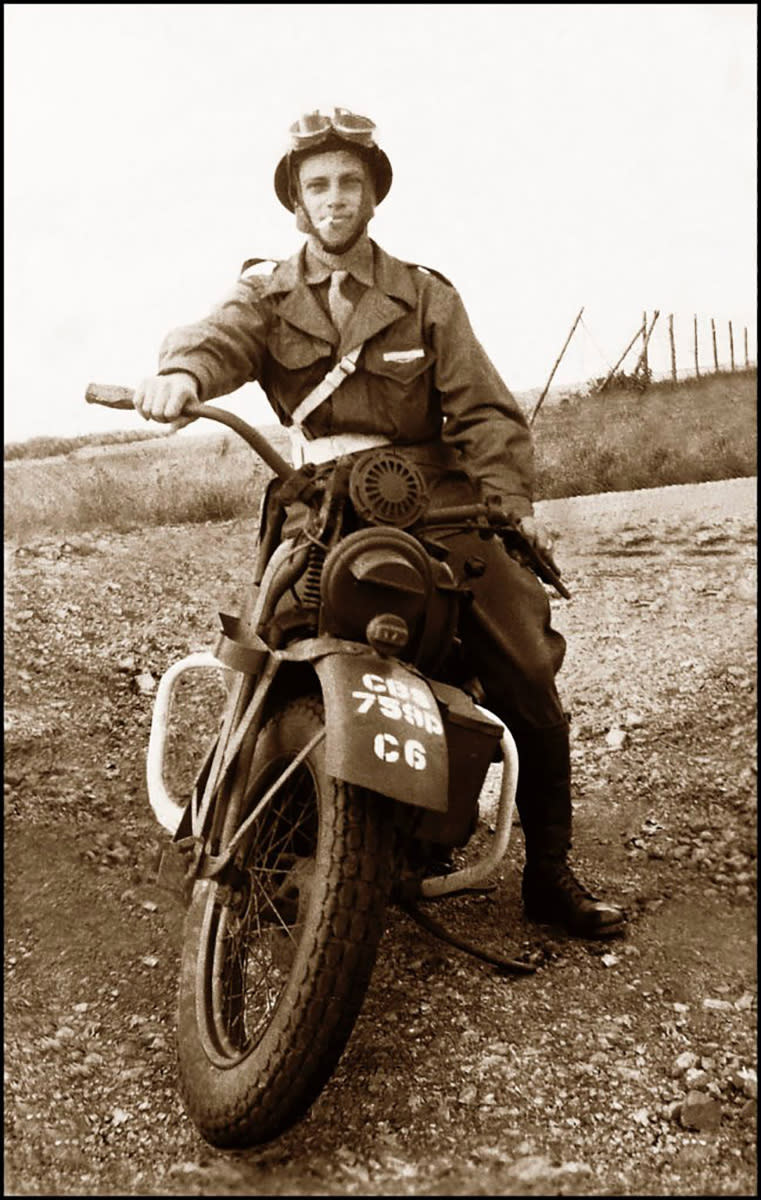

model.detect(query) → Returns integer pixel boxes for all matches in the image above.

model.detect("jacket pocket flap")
[364,344,435,381]
[268,325,332,370]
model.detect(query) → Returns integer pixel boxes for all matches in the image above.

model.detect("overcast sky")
[4,3,757,443]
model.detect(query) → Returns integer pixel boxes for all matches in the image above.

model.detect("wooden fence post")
[642,310,649,377]
[711,318,719,371]
[527,306,584,426]
[596,317,647,393]
[694,315,700,378]
[744,326,749,368]
[633,310,660,379]
[729,321,735,371]
[668,314,677,385]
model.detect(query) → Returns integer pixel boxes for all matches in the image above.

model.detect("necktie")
[327,269,354,333]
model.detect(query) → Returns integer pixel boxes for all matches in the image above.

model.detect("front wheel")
[176,696,396,1148]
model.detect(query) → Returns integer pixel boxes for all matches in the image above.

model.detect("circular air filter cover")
[349,449,429,528]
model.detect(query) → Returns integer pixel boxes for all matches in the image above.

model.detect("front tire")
[176,696,395,1147]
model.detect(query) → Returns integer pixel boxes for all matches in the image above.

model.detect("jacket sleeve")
[157,278,271,403]
[426,282,535,518]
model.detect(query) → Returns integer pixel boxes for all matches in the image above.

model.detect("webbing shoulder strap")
[289,343,364,429]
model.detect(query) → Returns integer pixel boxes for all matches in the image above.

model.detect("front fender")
[313,652,448,811]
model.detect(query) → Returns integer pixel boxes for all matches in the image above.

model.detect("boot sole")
[524,911,628,939]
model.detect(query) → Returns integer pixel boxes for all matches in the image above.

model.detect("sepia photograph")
[5,3,756,1195]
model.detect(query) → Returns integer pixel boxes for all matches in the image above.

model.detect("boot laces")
[539,859,597,904]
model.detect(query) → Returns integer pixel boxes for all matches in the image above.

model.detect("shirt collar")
[303,232,375,287]
[262,239,418,310]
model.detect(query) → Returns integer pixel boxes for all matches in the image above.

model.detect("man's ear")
[360,167,377,224]
[294,201,312,234]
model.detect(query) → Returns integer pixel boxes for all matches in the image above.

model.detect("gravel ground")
[4,476,757,1196]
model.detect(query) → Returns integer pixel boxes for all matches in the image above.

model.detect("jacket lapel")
[275,284,338,346]
[261,241,420,354]
[340,288,409,354]
[340,243,419,354]
[263,250,338,346]
[372,243,419,308]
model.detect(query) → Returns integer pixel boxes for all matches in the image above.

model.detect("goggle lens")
[289,107,376,148]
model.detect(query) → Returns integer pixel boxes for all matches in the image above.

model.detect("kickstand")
[397,896,540,976]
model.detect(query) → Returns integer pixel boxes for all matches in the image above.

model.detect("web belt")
[289,429,393,466]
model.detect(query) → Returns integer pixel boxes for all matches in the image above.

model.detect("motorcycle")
[85,383,570,1149]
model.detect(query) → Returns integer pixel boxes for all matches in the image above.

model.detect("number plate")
[314,653,449,811]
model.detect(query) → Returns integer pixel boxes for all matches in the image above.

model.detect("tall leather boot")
[514,722,627,938]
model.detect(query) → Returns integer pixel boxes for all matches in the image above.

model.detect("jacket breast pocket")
[268,323,332,370]
[363,344,435,385]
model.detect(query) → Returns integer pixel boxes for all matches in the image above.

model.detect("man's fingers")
[131,375,198,424]
[132,381,150,420]
[165,388,198,421]
[516,515,554,556]
[167,413,196,433]
[134,378,165,421]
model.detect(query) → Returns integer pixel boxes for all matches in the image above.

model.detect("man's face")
[296,149,373,251]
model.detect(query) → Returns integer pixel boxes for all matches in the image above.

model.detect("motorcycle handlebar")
[85,382,296,484]
[422,505,571,599]
[85,384,569,597]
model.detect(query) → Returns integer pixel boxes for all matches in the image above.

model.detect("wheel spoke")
[251,875,297,942]
[204,757,319,1060]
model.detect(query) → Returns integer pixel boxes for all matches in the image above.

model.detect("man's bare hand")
[516,515,554,558]
[133,373,199,426]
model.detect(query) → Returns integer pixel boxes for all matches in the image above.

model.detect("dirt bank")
[4,478,757,1196]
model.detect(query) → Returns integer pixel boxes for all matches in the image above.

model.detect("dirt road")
[4,477,757,1196]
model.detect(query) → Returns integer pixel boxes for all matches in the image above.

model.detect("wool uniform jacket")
[158,240,535,517]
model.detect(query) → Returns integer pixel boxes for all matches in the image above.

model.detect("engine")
[319,526,459,670]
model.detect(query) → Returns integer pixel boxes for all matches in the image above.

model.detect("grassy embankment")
[533,369,756,498]
[4,370,756,541]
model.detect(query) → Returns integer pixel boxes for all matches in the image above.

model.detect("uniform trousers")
[438,528,574,863]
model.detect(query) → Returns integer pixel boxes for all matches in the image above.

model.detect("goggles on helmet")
[288,107,377,151]
[274,107,392,212]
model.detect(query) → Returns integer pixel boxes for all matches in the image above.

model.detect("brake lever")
[478,496,571,600]
[500,527,571,599]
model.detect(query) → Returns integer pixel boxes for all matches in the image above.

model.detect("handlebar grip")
[527,549,571,600]
[85,382,204,423]
[85,383,136,410]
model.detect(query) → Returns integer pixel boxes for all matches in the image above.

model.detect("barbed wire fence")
[528,308,756,424]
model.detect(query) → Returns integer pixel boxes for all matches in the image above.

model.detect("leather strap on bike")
[214,613,269,675]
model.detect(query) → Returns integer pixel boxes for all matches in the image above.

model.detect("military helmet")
[274,107,392,212]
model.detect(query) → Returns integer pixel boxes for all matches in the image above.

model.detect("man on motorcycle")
[133,106,626,939]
